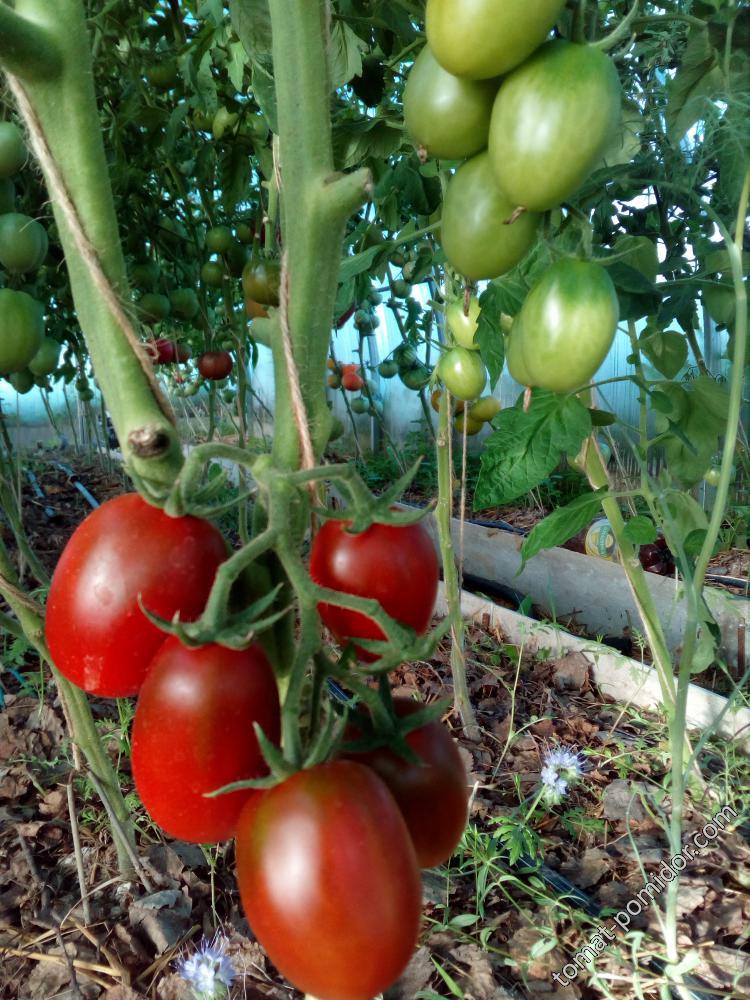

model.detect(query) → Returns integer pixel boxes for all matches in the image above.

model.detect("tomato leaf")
[623,516,658,545]
[476,284,505,390]
[474,390,592,508]
[520,489,606,567]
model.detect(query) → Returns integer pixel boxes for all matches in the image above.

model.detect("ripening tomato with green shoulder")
[343,698,469,868]
[403,46,498,160]
[518,258,619,393]
[132,638,280,843]
[235,760,422,1000]
[438,346,487,400]
[426,0,565,79]
[489,40,621,212]
[45,494,228,697]
[441,152,540,281]
[310,517,439,661]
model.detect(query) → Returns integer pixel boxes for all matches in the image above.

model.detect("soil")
[1,454,749,999]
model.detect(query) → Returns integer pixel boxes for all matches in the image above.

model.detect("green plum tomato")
[28,337,61,377]
[0,213,47,273]
[0,122,26,178]
[132,638,280,843]
[404,46,498,160]
[235,761,422,1000]
[0,289,44,373]
[438,346,487,400]
[205,225,234,253]
[489,41,621,212]
[446,297,481,350]
[426,0,565,79]
[519,259,619,393]
[441,152,540,281]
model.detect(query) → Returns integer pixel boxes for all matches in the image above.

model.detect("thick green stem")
[2,0,183,491]
[0,538,135,874]
[435,394,479,740]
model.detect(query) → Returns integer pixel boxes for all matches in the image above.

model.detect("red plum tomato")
[235,760,422,1000]
[132,638,280,843]
[45,494,227,697]
[346,698,469,867]
[309,518,439,661]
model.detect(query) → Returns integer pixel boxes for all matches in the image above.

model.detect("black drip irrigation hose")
[53,462,100,510]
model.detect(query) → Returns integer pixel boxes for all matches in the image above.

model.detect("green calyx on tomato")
[446,297,481,350]
[438,346,487,400]
[404,46,498,160]
[310,517,439,661]
[242,257,281,307]
[45,493,228,697]
[132,638,280,844]
[489,40,622,212]
[426,0,566,79]
[441,151,540,281]
[517,258,619,393]
[0,289,44,373]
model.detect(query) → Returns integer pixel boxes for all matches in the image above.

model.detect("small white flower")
[177,935,236,999]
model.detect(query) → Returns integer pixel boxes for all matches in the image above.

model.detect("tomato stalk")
[435,391,479,740]
[0,0,183,492]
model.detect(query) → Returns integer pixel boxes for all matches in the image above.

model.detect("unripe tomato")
[0,122,26,178]
[505,315,532,385]
[146,61,178,90]
[400,364,432,390]
[28,337,61,377]
[345,698,468,868]
[131,260,160,290]
[311,517,439,661]
[426,0,565,79]
[518,259,619,393]
[0,213,47,273]
[169,287,200,320]
[446,297,481,350]
[198,350,233,380]
[469,395,501,422]
[235,761,422,1000]
[201,259,226,288]
[205,225,233,254]
[438,346,487,400]
[242,258,281,306]
[9,369,34,394]
[404,46,497,160]
[489,41,621,212]
[0,289,44,373]
[377,359,399,378]
[45,494,228,697]
[138,293,171,324]
[454,411,484,435]
[441,152,540,281]
[132,638,280,843]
